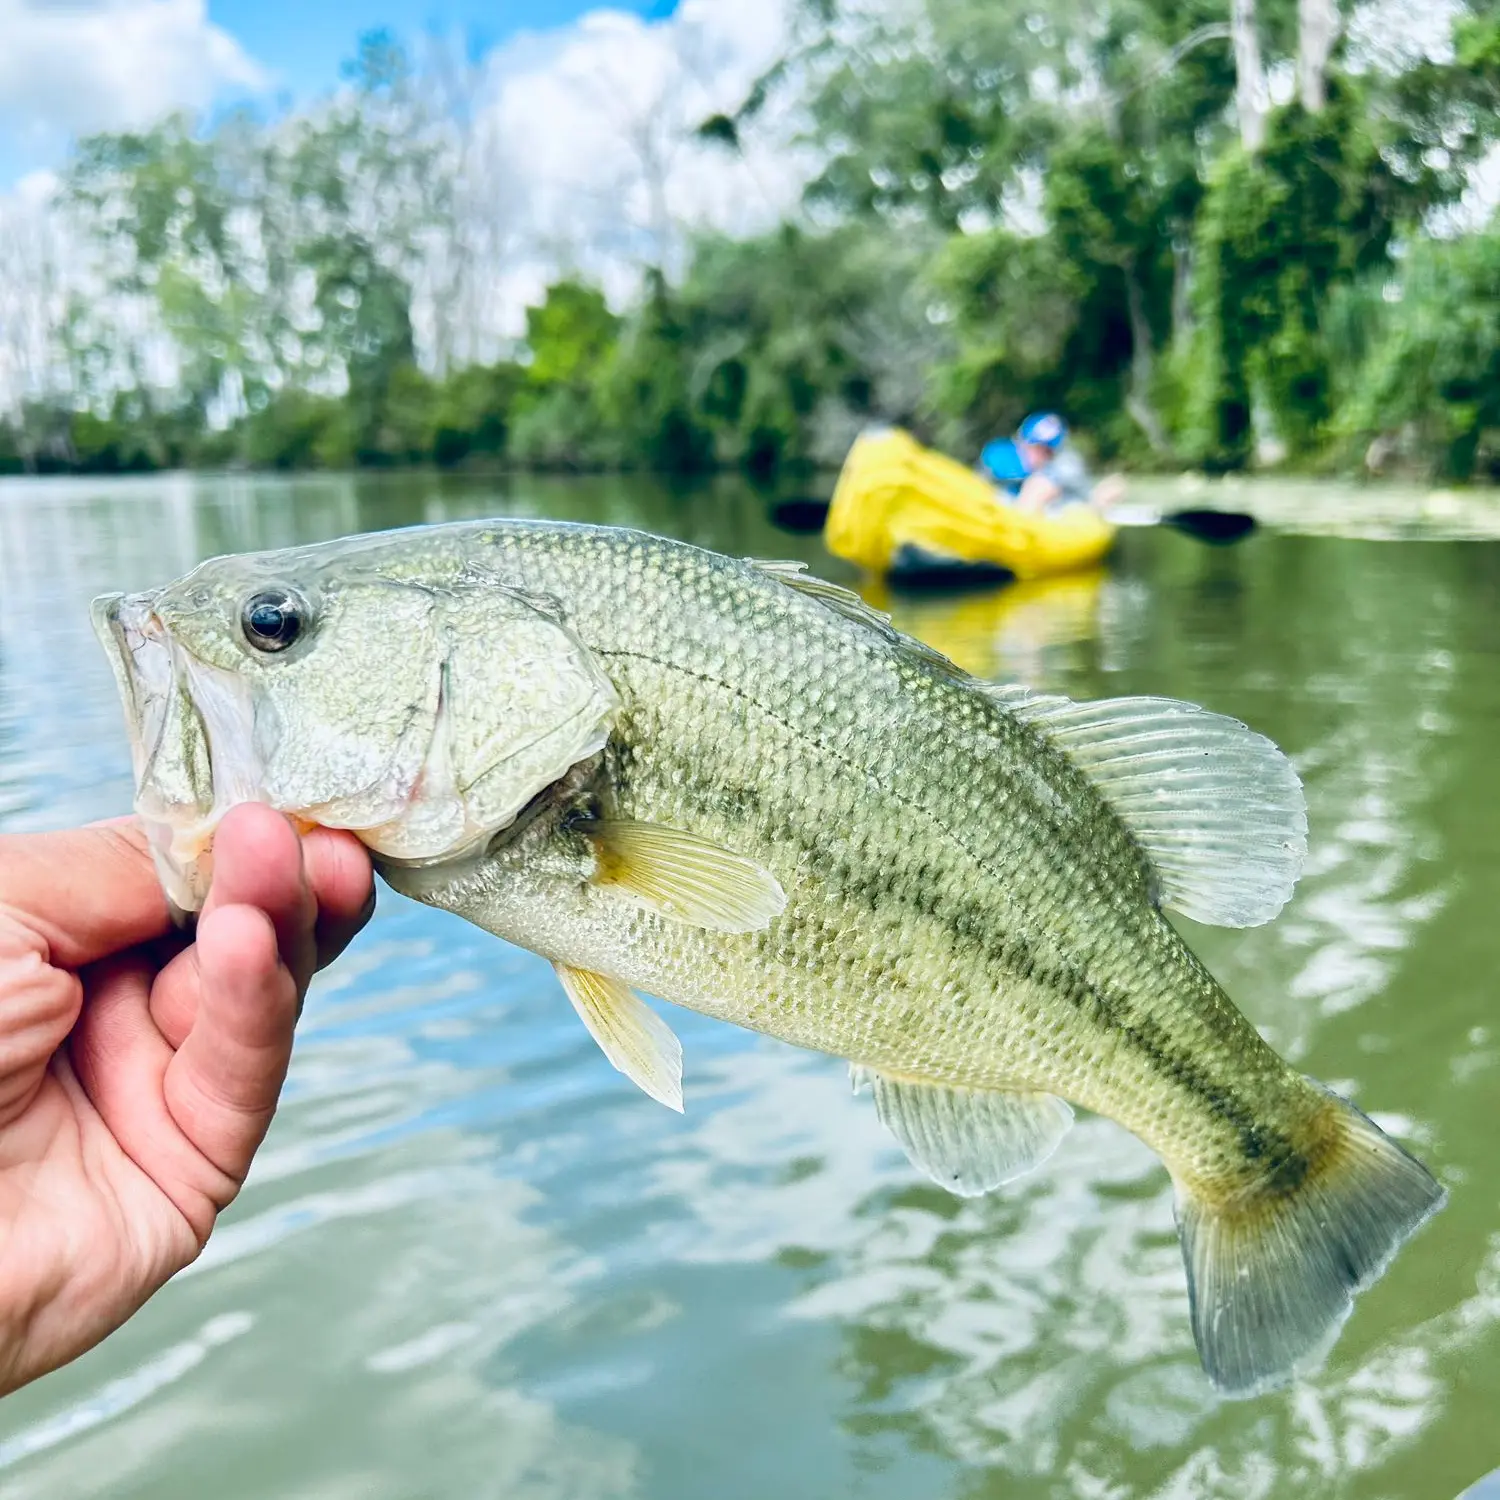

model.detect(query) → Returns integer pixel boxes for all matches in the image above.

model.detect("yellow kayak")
[825,427,1115,580]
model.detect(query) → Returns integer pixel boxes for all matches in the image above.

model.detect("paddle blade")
[769,497,832,534]
[1164,508,1257,544]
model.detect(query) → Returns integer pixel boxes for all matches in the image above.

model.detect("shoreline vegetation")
[2,6,1497,487]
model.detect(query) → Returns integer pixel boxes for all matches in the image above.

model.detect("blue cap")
[1018,412,1067,449]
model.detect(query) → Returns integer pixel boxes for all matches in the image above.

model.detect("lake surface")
[0,471,1497,1500]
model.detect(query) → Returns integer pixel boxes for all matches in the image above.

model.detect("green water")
[0,471,1496,1500]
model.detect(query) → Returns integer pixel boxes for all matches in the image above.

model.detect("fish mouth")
[91,592,170,783]
[91,591,226,915]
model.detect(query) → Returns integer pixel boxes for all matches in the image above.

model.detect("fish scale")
[448,526,1301,1175]
[91,516,1446,1397]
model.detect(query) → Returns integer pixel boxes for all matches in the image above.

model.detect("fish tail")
[1173,1082,1445,1398]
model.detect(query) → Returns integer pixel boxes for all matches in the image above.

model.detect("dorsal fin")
[747,558,905,641]
[747,558,964,678]
[984,685,1307,928]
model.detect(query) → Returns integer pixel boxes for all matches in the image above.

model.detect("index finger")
[0,820,171,969]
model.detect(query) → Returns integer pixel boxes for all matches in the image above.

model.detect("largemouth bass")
[91,519,1444,1397]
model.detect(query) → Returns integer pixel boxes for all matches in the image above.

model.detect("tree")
[773,0,1498,468]
[0,186,67,418]
[506,281,622,469]
[1330,228,1500,480]
[776,0,1293,455]
[58,31,455,447]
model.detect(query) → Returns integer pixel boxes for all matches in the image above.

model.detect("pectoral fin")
[554,963,684,1112]
[852,1065,1073,1197]
[590,820,786,933]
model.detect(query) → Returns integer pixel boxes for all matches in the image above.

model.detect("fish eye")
[240,588,307,654]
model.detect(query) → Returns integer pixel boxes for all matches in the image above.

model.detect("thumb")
[162,902,299,1198]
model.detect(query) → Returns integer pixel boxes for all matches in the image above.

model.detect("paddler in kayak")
[980,412,1127,516]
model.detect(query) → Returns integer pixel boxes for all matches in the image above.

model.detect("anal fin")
[852,1065,1073,1197]
[555,963,684,1113]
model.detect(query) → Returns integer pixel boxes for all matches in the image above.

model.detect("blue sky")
[209,0,676,102]
[0,0,678,188]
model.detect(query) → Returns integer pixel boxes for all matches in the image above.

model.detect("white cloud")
[440,0,810,341]
[0,0,264,153]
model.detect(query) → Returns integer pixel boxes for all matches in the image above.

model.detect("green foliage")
[64,113,264,418]
[522,282,619,388]
[919,128,1178,464]
[1330,232,1500,480]
[795,0,1273,234]
[357,361,434,465]
[790,0,1268,458]
[789,0,1495,472]
[1177,73,1480,469]
[240,390,357,469]
[69,399,190,473]
[670,223,945,472]
[9,5,1500,482]
[0,405,72,474]
[59,27,445,445]
[923,230,1088,449]
[429,363,522,466]
[598,274,712,473]
[506,282,621,469]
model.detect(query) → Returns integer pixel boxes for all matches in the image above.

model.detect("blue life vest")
[979,437,1030,494]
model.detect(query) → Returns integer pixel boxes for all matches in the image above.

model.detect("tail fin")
[1175,1086,1446,1398]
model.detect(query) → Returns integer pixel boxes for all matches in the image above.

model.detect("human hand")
[1016,472,1060,513]
[0,804,373,1396]
[1092,473,1128,511]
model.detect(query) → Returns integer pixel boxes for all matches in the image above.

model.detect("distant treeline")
[3,3,1498,482]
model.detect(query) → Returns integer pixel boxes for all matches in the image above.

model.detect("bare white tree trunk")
[1298,0,1339,113]
[1171,239,1194,343]
[0,188,69,417]
[1231,0,1268,152]
[1123,262,1169,455]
